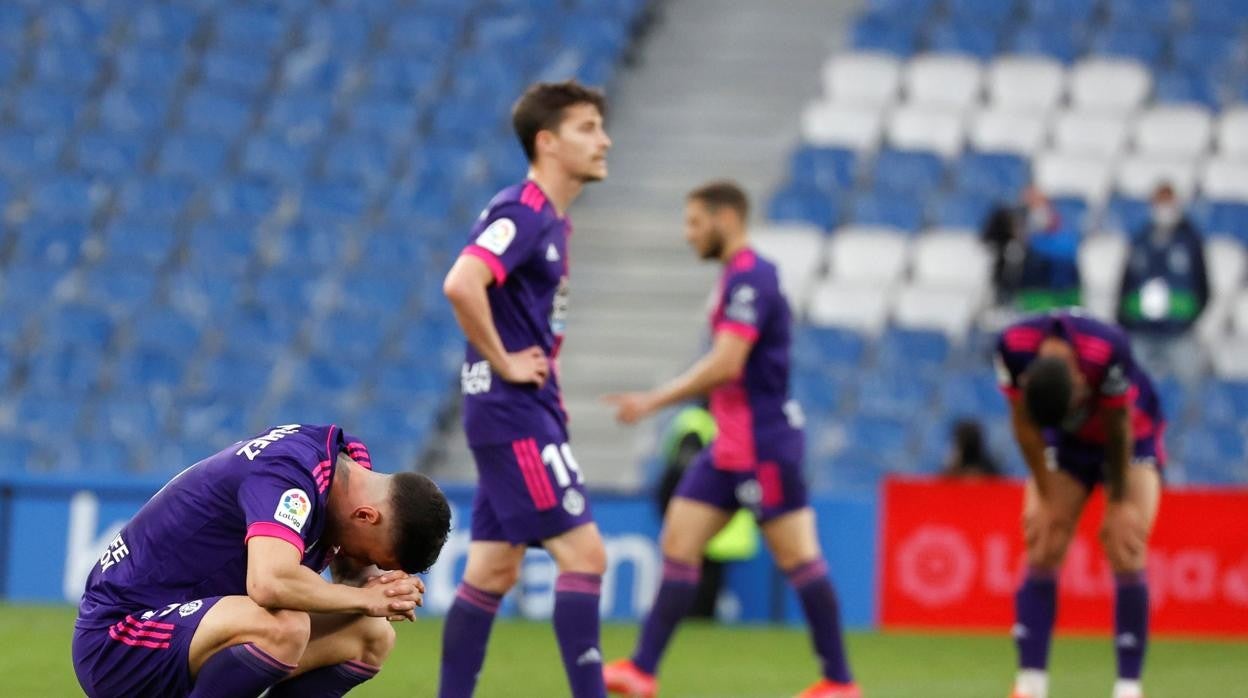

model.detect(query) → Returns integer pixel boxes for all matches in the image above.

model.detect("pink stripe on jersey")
[520,181,547,212]
[1074,335,1113,363]
[555,572,602,595]
[245,521,305,556]
[122,615,174,630]
[462,245,508,285]
[729,248,757,272]
[1003,327,1044,352]
[244,642,298,672]
[757,461,784,509]
[710,382,757,471]
[513,439,556,511]
[715,320,759,343]
[787,558,829,589]
[109,626,171,649]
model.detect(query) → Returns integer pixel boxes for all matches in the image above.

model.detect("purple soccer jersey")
[76,424,367,630]
[706,248,801,471]
[458,180,572,449]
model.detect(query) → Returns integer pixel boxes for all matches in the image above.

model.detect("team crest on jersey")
[275,488,312,532]
[726,284,757,324]
[178,600,204,617]
[562,488,585,516]
[546,243,560,262]
[476,218,517,255]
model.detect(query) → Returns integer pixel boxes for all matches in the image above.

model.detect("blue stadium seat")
[0,50,19,85]
[199,50,272,96]
[557,12,630,56]
[181,89,254,140]
[0,308,29,350]
[40,3,107,44]
[194,351,277,398]
[1104,195,1150,235]
[13,87,78,131]
[83,268,159,311]
[876,328,950,372]
[29,175,107,224]
[302,8,371,55]
[855,370,936,419]
[115,347,186,390]
[167,269,240,318]
[768,184,838,230]
[298,181,371,224]
[220,304,303,357]
[1104,0,1174,28]
[338,267,414,313]
[16,221,86,268]
[347,97,419,142]
[26,348,103,395]
[472,13,545,50]
[294,355,366,397]
[357,229,434,273]
[212,5,290,52]
[265,94,334,144]
[430,98,502,142]
[158,134,228,178]
[130,308,203,355]
[96,395,164,442]
[1051,196,1090,233]
[113,46,190,90]
[0,5,28,50]
[185,219,258,274]
[371,360,453,404]
[845,414,913,466]
[99,88,172,133]
[242,132,315,182]
[947,0,1018,27]
[207,177,280,221]
[307,309,390,359]
[42,303,112,346]
[280,45,348,95]
[926,20,1000,60]
[1010,23,1082,63]
[931,191,995,228]
[17,394,85,438]
[1090,28,1164,65]
[481,141,530,184]
[32,44,100,92]
[1181,424,1245,476]
[1200,379,1248,425]
[1153,376,1189,424]
[1,267,66,309]
[792,367,850,418]
[1152,69,1218,109]
[794,325,868,367]
[270,220,351,269]
[862,0,941,13]
[1189,0,1248,31]
[871,149,945,197]
[851,15,919,57]
[362,54,445,101]
[0,130,65,174]
[129,4,200,46]
[179,391,251,443]
[790,147,858,193]
[383,177,457,229]
[938,369,1009,419]
[1202,201,1248,240]
[323,137,398,192]
[1171,33,1240,72]
[850,190,924,232]
[75,131,153,176]
[1029,0,1098,23]
[385,11,464,53]
[116,177,195,222]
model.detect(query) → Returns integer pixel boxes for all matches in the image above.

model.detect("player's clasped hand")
[602,391,652,425]
[499,346,549,387]
[362,573,424,622]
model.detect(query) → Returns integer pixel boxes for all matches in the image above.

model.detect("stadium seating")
[0,0,649,476]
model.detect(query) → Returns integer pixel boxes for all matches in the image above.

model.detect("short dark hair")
[390,472,452,574]
[688,180,750,221]
[1022,356,1073,428]
[512,80,607,162]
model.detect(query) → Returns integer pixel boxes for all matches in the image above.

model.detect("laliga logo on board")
[894,525,977,608]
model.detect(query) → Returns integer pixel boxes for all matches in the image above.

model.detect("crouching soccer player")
[72,424,451,698]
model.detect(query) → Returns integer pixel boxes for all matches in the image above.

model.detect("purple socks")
[189,642,294,697]
[554,572,606,698]
[631,557,701,676]
[438,582,503,698]
[1114,571,1149,681]
[1014,567,1058,671]
[786,558,853,684]
[266,660,378,698]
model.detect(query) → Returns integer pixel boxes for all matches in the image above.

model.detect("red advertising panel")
[880,477,1248,636]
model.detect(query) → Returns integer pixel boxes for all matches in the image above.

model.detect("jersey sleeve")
[460,203,544,285]
[1096,338,1138,409]
[239,458,320,555]
[714,269,770,344]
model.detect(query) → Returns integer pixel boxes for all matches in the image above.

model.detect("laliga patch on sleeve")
[475,217,517,255]
[274,488,312,532]
[725,284,757,324]
[1102,363,1129,396]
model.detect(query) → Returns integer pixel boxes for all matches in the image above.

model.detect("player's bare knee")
[260,609,311,660]
[473,562,520,594]
[357,616,396,666]
[658,528,701,565]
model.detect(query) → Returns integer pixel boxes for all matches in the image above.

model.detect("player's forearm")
[249,565,372,615]
[1010,407,1049,481]
[1104,409,1132,502]
[646,353,738,413]
[445,282,510,370]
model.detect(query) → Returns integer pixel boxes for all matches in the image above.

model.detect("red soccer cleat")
[795,678,863,698]
[603,658,657,698]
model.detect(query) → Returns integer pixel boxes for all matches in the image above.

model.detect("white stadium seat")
[969,108,1047,155]
[1034,150,1113,203]
[751,223,826,312]
[1196,295,1231,348]
[806,280,891,335]
[1051,110,1130,159]
[1082,290,1117,321]
[1115,155,1196,200]
[1216,106,1248,159]
[1132,105,1213,159]
[887,105,964,157]
[1230,288,1248,336]
[892,284,979,338]
[826,225,910,285]
[1209,336,1248,379]
[1201,158,1248,202]
[1206,236,1246,297]
[910,230,990,296]
[822,52,903,107]
[904,53,983,110]
[987,55,1066,112]
[1077,233,1128,297]
[801,100,883,150]
[1068,58,1151,114]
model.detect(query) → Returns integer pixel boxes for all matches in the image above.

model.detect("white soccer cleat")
[1112,679,1143,698]
[1010,669,1048,698]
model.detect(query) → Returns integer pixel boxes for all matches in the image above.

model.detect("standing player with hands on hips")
[997,311,1165,698]
[440,80,612,698]
[601,181,860,698]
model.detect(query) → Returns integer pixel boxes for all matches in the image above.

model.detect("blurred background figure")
[1017,186,1082,312]
[1116,182,1210,385]
[940,418,1001,480]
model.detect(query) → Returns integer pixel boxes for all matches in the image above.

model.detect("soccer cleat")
[1011,669,1049,698]
[1112,679,1144,698]
[795,678,863,698]
[603,658,657,698]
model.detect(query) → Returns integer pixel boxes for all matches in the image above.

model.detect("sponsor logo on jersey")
[476,218,517,255]
[236,424,302,461]
[461,361,492,395]
[275,488,312,532]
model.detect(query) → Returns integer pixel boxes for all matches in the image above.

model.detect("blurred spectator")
[940,419,1001,479]
[1116,182,1210,384]
[981,186,1081,310]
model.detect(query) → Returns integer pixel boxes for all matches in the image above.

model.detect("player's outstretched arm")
[443,255,548,386]
[604,331,752,424]
[1008,398,1052,497]
[246,537,421,618]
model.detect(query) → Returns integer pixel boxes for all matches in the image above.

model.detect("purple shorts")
[1051,426,1167,490]
[73,596,223,698]
[469,434,594,545]
[674,435,809,523]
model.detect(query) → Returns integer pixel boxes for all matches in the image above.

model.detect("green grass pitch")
[7,605,1245,696]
